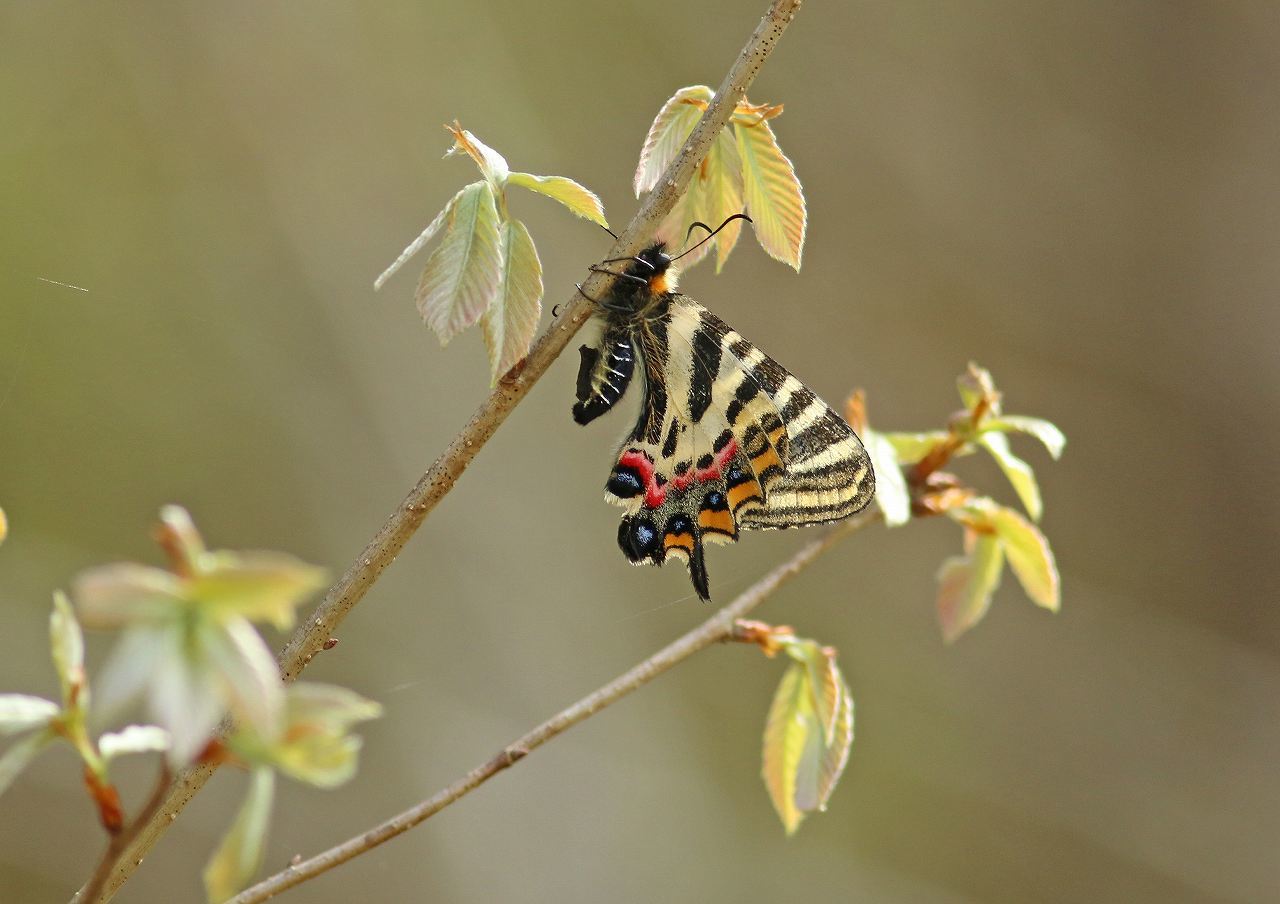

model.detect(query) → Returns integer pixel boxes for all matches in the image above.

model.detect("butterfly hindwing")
[590,287,874,600]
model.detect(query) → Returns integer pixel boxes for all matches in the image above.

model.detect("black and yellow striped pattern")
[574,241,875,600]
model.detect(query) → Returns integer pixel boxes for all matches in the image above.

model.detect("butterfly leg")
[588,266,649,286]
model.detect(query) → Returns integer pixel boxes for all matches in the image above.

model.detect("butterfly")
[573,215,875,600]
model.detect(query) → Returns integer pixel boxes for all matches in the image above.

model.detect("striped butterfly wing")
[605,296,874,599]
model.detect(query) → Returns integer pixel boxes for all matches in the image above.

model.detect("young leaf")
[266,683,382,789]
[704,129,746,272]
[145,627,237,766]
[157,503,208,568]
[762,661,812,834]
[0,690,59,799]
[936,534,1004,643]
[882,430,951,465]
[978,431,1043,521]
[736,117,806,269]
[0,695,59,735]
[73,562,185,628]
[188,551,328,631]
[50,592,85,705]
[445,122,509,189]
[816,662,854,814]
[99,725,171,761]
[507,172,608,227]
[200,618,285,746]
[862,428,910,526]
[990,506,1060,611]
[481,217,544,381]
[634,85,713,195]
[957,362,1001,416]
[983,415,1066,460]
[762,650,854,834]
[0,731,52,799]
[203,767,275,904]
[374,185,466,290]
[654,175,711,262]
[784,640,840,745]
[654,128,743,270]
[416,181,504,345]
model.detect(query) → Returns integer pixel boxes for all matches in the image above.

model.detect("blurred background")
[2,1,1278,901]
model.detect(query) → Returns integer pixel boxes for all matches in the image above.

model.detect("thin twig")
[75,765,172,903]
[230,510,878,904]
[76,1,805,900]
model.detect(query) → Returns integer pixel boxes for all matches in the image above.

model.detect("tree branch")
[230,509,878,904]
[76,766,171,904]
[76,1,805,900]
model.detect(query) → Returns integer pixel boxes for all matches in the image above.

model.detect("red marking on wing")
[620,449,666,508]
[622,439,739,509]
[672,439,738,492]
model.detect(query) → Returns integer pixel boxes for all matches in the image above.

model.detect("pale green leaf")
[72,563,184,628]
[204,767,275,904]
[984,416,1066,460]
[0,695,58,735]
[373,186,466,290]
[230,683,379,788]
[416,181,504,345]
[815,663,854,814]
[92,626,169,727]
[881,430,950,466]
[991,506,1061,611]
[735,118,806,269]
[978,432,1043,521]
[189,551,328,631]
[705,129,745,272]
[781,639,838,746]
[762,661,811,834]
[158,505,207,565]
[0,730,52,799]
[634,85,712,196]
[761,648,855,833]
[481,218,543,381]
[957,361,1001,417]
[99,725,171,761]
[146,627,227,766]
[655,129,744,271]
[50,591,85,706]
[654,172,712,259]
[864,429,910,526]
[507,172,607,227]
[283,683,383,733]
[936,535,1005,643]
[202,619,285,746]
[272,683,379,788]
[275,732,364,789]
[445,123,509,188]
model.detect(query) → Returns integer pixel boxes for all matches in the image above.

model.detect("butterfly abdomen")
[573,331,636,426]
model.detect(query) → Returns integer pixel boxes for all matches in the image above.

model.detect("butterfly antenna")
[671,213,752,262]
[600,224,620,240]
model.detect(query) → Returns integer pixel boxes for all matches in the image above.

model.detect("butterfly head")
[628,243,679,296]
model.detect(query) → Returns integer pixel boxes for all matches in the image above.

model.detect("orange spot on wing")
[698,509,737,537]
[663,531,694,552]
[751,444,782,476]
[728,479,762,512]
